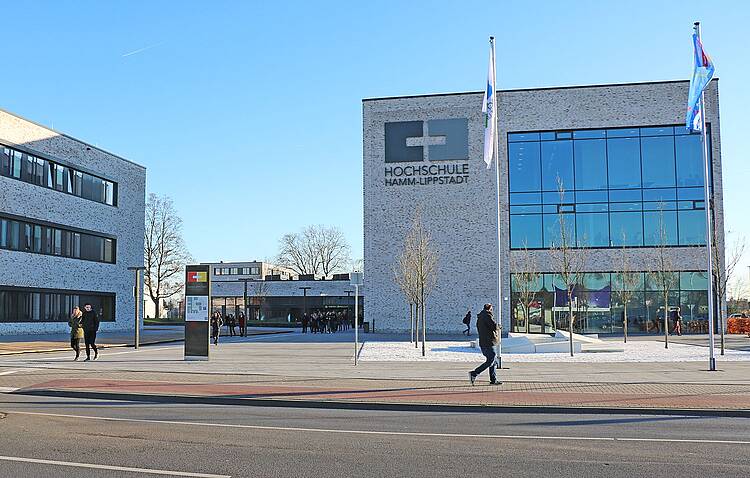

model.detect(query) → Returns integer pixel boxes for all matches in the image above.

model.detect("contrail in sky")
[121,42,164,58]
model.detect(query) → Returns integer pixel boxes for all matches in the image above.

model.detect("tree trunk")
[421,299,426,357]
[623,304,628,344]
[154,298,161,321]
[409,303,414,343]
[717,287,725,355]
[525,303,530,334]
[414,304,419,349]
[664,292,669,349]
[568,302,574,357]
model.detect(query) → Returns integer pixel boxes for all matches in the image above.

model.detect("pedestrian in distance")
[469,303,500,386]
[68,306,84,360]
[238,311,247,337]
[672,307,683,336]
[302,313,309,333]
[462,309,472,336]
[81,303,99,361]
[210,312,222,345]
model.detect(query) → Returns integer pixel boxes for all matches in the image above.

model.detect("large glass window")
[0,214,115,264]
[541,140,573,191]
[0,143,117,206]
[510,270,711,335]
[508,125,707,249]
[509,142,541,192]
[0,287,114,323]
[574,139,607,190]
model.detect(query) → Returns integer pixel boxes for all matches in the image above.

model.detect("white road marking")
[16,346,176,362]
[8,410,750,446]
[0,370,19,376]
[0,455,230,477]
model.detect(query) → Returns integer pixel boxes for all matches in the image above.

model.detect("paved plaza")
[1,330,749,414]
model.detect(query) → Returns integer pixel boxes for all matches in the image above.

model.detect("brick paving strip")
[9,372,750,411]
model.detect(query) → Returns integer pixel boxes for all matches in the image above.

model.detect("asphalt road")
[1,393,749,477]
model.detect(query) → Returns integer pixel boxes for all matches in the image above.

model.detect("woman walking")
[210,312,222,345]
[68,306,84,360]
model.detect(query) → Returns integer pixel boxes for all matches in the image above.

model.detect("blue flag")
[686,32,715,132]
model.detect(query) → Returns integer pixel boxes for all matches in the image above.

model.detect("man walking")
[462,309,472,336]
[469,303,500,385]
[81,303,100,361]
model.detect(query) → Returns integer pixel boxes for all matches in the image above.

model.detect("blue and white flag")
[482,38,497,169]
[686,32,715,132]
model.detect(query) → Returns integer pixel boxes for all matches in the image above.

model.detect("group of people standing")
[68,304,100,361]
[209,311,249,345]
[301,310,352,334]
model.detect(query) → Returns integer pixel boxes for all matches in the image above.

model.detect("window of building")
[0,214,115,264]
[0,287,114,323]
[0,143,117,206]
[507,125,709,249]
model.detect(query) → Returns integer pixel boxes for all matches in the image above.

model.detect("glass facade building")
[508,125,708,249]
[508,125,712,335]
[510,271,709,335]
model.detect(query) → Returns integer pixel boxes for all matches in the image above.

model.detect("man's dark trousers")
[472,345,497,383]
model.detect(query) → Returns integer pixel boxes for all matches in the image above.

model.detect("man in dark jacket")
[469,303,500,385]
[81,303,100,361]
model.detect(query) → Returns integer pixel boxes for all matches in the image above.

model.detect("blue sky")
[1,1,748,277]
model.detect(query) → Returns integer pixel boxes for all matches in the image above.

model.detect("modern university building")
[0,109,146,335]
[363,79,723,336]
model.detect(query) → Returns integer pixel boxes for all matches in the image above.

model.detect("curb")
[0,330,292,356]
[12,388,750,418]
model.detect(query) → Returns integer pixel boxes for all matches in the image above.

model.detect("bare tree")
[549,179,587,356]
[276,225,351,278]
[144,193,192,320]
[648,203,677,349]
[510,241,542,334]
[394,244,419,344]
[252,280,269,321]
[712,233,746,354]
[615,231,641,344]
[401,210,439,356]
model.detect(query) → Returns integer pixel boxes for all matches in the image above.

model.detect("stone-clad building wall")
[363,80,723,333]
[0,109,146,334]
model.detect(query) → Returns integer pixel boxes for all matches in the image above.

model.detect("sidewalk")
[2,332,749,415]
[0,326,291,355]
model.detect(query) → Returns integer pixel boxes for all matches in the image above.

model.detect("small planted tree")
[648,203,677,349]
[394,244,419,344]
[616,231,641,344]
[549,178,587,356]
[712,230,745,354]
[402,210,438,356]
[510,241,542,334]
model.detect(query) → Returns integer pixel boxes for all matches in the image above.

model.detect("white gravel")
[358,340,750,363]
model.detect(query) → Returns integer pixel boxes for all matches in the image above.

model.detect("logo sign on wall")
[383,118,469,187]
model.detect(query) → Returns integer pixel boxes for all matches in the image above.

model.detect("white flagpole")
[695,21,716,372]
[490,36,502,366]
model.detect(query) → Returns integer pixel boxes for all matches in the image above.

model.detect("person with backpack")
[462,309,472,336]
[469,303,500,385]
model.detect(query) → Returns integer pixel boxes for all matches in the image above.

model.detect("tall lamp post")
[127,266,146,349]
[351,272,363,366]
[237,278,254,328]
[299,286,311,325]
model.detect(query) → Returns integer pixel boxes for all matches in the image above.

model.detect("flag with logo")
[686,31,715,132]
[482,38,497,169]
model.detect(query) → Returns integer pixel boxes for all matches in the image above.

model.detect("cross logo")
[385,118,468,163]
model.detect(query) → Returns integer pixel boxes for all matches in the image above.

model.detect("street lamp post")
[237,278,254,329]
[127,266,146,350]
[299,286,311,325]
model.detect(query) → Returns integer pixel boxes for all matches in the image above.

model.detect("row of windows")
[0,145,117,206]
[215,266,261,276]
[508,126,706,193]
[510,208,706,248]
[510,271,709,335]
[0,215,115,263]
[0,287,115,323]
